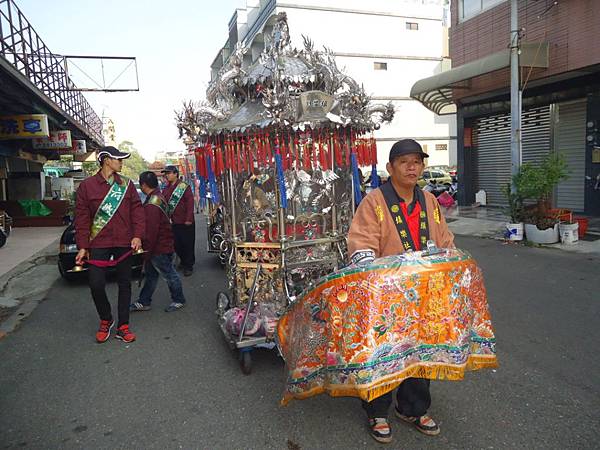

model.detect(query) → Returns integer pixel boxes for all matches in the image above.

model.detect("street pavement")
[0,221,599,450]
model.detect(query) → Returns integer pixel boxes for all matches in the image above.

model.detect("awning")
[410,42,549,115]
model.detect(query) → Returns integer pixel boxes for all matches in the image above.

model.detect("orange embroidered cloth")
[277,248,498,405]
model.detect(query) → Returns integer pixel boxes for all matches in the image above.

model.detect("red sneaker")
[96,319,114,343]
[115,324,136,343]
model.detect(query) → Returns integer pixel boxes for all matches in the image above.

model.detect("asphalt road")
[1,221,599,450]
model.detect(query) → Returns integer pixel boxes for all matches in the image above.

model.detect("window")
[406,22,419,31]
[435,144,448,151]
[373,62,387,71]
[423,171,431,179]
[459,0,505,21]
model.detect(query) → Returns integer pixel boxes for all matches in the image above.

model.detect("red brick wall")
[450,0,600,101]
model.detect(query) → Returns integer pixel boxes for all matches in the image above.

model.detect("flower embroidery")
[451,283,461,300]
[404,288,419,302]
[373,305,398,337]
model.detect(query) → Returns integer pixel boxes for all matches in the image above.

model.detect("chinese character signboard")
[32,130,72,149]
[73,140,87,154]
[0,114,49,139]
[297,91,334,121]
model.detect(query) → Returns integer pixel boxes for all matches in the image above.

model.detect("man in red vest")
[161,165,195,276]
[130,171,186,312]
[74,146,145,343]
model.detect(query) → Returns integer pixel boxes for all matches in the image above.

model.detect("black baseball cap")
[161,165,179,174]
[97,145,131,163]
[389,139,429,162]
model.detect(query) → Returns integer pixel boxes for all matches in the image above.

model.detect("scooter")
[423,179,450,198]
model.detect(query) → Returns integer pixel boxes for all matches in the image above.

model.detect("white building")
[210,0,456,169]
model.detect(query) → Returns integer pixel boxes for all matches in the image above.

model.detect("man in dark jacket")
[74,146,145,343]
[131,171,186,312]
[161,165,195,276]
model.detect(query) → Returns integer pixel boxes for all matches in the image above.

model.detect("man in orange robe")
[348,139,454,444]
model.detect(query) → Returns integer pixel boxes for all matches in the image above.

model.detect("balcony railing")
[0,0,103,145]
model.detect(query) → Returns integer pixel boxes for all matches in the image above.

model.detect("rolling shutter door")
[473,113,511,206]
[473,106,550,206]
[555,100,586,212]
[522,107,551,165]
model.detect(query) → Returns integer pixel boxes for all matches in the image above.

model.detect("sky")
[15,0,245,161]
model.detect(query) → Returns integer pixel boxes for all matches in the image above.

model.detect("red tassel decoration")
[235,139,241,174]
[265,134,272,167]
[334,133,342,167]
[345,130,352,167]
[225,138,231,171]
[311,130,318,170]
[293,133,299,170]
[240,137,246,174]
[281,134,288,170]
[318,132,326,170]
[371,137,378,166]
[218,146,225,177]
[302,137,310,170]
[246,135,252,173]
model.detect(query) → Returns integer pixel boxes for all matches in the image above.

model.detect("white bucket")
[506,223,524,241]
[559,222,579,244]
[524,223,560,244]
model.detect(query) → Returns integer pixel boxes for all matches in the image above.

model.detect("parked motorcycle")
[423,179,450,197]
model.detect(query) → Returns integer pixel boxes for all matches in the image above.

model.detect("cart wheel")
[240,350,252,375]
[216,291,230,313]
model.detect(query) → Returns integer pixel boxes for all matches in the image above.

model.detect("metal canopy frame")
[0,0,137,145]
[410,42,549,115]
[63,55,139,92]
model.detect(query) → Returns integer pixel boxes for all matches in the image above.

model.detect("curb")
[0,236,62,340]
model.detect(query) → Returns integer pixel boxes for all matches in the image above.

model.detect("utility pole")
[510,0,522,192]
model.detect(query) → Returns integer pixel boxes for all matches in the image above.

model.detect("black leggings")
[88,247,132,327]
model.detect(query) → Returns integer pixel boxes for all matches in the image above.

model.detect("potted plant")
[502,182,524,241]
[514,153,569,244]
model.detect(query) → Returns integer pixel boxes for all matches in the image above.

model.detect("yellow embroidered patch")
[434,207,441,224]
[391,205,399,213]
[375,205,385,222]
[400,230,408,238]
[395,216,403,225]
[420,211,426,219]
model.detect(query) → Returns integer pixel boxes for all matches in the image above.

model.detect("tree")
[118,141,149,180]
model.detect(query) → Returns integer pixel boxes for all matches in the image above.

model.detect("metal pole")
[329,131,337,234]
[510,0,522,192]
[228,161,237,239]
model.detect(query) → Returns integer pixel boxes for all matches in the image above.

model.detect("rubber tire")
[216,291,230,311]
[240,350,252,375]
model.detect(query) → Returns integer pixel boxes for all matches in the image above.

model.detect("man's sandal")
[368,417,393,444]
[395,410,440,436]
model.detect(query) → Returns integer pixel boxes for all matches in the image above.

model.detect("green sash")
[147,194,170,219]
[90,175,130,241]
[167,182,188,216]
[379,183,430,251]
